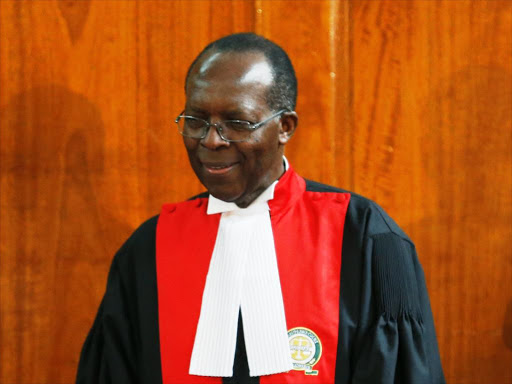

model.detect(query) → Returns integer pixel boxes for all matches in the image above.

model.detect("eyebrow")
[185,107,253,119]
[185,106,208,114]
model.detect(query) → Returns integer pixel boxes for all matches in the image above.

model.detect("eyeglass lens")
[177,117,253,142]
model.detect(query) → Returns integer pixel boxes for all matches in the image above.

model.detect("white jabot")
[189,158,292,377]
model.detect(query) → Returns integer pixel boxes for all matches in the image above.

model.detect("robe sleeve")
[352,232,445,384]
[76,249,139,384]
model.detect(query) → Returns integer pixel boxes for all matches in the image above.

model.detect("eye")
[223,120,253,131]
[183,117,206,130]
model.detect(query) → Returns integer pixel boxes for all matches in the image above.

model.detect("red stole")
[156,168,350,383]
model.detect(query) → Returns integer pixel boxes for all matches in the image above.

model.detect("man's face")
[184,51,291,207]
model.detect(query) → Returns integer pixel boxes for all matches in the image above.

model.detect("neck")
[234,160,285,208]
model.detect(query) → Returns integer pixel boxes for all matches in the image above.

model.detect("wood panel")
[0,1,510,383]
[351,1,512,383]
[255,0,351,187]
[0,1,258,382]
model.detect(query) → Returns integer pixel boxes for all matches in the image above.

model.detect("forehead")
[186,51,274,114]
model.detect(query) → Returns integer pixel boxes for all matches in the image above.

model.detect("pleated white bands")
[189,180,292,377]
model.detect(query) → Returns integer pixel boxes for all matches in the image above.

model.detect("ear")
[278,111,298,145]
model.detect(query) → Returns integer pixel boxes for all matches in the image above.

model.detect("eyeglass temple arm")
[251,109,291,129]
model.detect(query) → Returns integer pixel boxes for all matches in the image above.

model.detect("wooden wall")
[0,1,510,383]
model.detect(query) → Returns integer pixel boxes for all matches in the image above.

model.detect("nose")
[201,123,229,150]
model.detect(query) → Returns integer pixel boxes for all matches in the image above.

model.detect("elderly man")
[77,33,445,384]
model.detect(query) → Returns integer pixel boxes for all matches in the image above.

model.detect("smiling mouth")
[202,162,238,175]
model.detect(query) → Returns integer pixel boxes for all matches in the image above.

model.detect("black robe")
[76,178,445,384]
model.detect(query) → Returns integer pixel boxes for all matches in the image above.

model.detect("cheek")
[183,137,197,151]
[240,143,274,175]
[183,139,199,162]
[246,128,278,153]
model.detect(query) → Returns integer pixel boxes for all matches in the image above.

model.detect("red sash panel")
[157,198,222,384]
[263,191,350,384]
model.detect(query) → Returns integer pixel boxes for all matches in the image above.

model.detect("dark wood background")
[1,1,511,383]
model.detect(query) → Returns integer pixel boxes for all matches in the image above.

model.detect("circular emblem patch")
[288,327,322,375]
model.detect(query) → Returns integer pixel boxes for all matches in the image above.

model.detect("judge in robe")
[76,33,446,384]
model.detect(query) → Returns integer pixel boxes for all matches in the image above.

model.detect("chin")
[203,183,242,203]
[208,190,240,203]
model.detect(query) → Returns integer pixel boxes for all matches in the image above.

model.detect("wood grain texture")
[351,1,512,383]
[0,1,510,383]
[255,0,352,187]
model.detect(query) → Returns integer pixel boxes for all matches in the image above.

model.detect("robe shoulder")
[305,178,411,241]
[117,214,159,258]
[305,178,445,384]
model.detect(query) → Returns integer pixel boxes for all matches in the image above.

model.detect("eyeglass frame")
[174,109,291,143]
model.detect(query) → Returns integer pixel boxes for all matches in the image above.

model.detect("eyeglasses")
[175,109,289,143]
